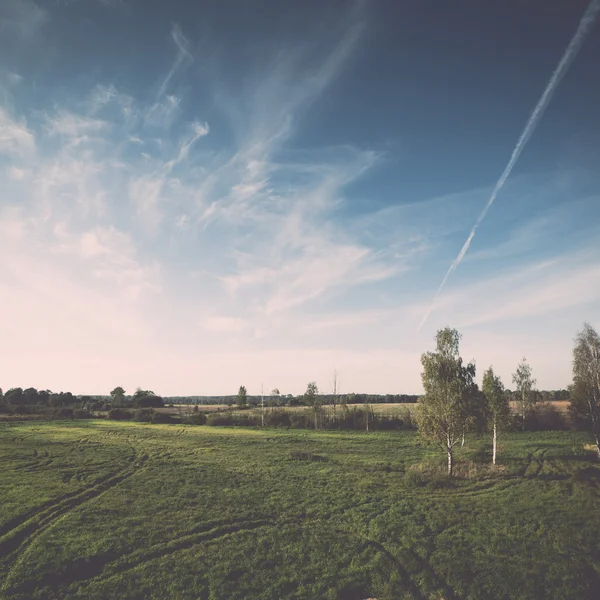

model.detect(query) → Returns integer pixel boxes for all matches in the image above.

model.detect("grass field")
[1,421,599,599]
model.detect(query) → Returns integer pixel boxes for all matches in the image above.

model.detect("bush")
[206,413,235,427]
[73,409,93,419]
[526,402,569,431]
[151,412,177,424]
[54,408,74,419]
[183,413,207,425]
[403,469,427,488]
[133,408,154,422]
[133,395,165,408]
[108,408,133,421]
[264,409,291,428]
[289,413,312,429]
[206,413,258,427]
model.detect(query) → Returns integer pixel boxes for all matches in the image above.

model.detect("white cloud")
[1,4,597,395]
[0,107,35,156]
[45,112,108,138]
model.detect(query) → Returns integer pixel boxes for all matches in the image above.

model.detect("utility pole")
[261,383,264,427]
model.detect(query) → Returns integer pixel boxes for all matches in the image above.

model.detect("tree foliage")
[512,358,537,430]
[415,328,477,476]
[110,387,126,406]
[236,385,248,408]
[570,322,600,459]
[482,366,510,464]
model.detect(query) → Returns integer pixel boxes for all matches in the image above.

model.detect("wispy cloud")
[0,107,35,156]
[1,1,598,395]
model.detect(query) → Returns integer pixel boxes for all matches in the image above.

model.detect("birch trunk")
[447,434,453,477]
[461,431,465,447]
[492,421,497,465]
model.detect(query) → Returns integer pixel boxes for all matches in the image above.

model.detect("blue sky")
[1,0,599,395]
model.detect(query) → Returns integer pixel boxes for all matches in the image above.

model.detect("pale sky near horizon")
[1,0,599,397]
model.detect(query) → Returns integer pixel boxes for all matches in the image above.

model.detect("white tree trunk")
[493,421,497,465]
[447,434,453,477]
[461,431,465,447]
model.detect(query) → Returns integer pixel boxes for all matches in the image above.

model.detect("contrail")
[418,0,600,331]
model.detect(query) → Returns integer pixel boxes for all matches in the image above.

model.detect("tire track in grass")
[5,520,272,596]
[0,451,148,592]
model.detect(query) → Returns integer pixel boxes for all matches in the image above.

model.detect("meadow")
[1,421,599,599]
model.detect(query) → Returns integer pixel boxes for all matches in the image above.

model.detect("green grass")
[1,421,599,599]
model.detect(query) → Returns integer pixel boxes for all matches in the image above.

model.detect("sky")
[1,0,599,397]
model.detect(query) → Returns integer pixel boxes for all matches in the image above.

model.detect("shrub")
[133,408,154,422]
[264,409,291,428]
[134,395,165,408]
[526,402,569,431]
[183,413,207,425]
[403,469,427,488]
[206,413,258,427]
[73,409,93,419]
[108,408,133,421]
[206,413,235,427]
[151,412,177,424]
[54,408,74,419]
[289,413,312,429]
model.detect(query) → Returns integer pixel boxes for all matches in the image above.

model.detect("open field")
[1,421,599,599]
[158,401,571,417]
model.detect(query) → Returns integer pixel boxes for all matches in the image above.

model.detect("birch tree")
[482,366,510,465]
[331,369,339,420]
[415,327,475,477]
[570,323,600,460]
[304,382,320,429]
[512,358,537,430]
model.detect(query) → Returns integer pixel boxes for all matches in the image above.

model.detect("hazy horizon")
[1,0,599,397]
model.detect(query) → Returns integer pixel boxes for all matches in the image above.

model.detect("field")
[1,422,599,599]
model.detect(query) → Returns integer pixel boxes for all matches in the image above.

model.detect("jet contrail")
[418,0,600,332]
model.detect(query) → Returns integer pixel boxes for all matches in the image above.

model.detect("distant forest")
[0,387,570,409]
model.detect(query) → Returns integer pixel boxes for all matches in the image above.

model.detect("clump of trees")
[415,327,540,476]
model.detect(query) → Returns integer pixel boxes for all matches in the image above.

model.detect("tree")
[482,366,510,465]
[304,382,320,429]
[512,358,537,430]
[236,385,247,409]
[331,369,339,418]
[415,327,476,477]
[570,323,600,460]
[110,387,126,407]
[5,388,23,406]
[270,388,280,407]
